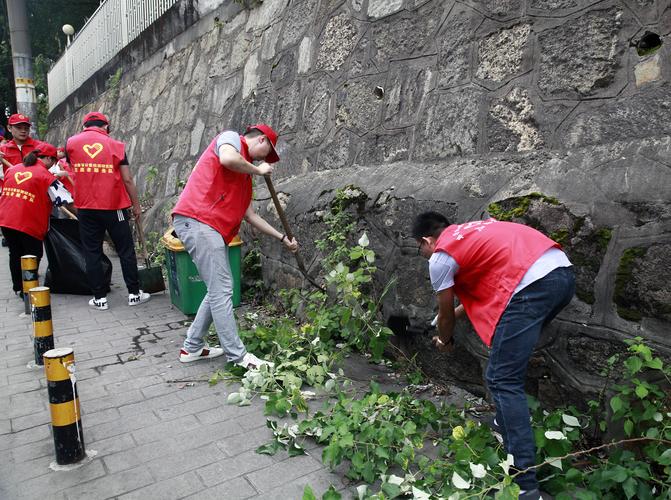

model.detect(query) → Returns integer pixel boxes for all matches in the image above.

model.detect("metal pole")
[21,255,39,315]
[5,0,37,135]
[43,348,86,465]
[30,287,54,366]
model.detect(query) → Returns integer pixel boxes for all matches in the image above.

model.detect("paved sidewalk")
[0,245,361,500]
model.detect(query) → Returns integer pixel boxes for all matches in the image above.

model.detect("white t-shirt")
[429,247,572,294]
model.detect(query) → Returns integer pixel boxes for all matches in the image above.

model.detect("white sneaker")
[235,352,274,370]
[128,290,151,306]
[89,297,109,310]
[179,345,225,363]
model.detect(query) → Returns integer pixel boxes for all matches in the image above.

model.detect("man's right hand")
[132,204,142,220]
[256,162,273,176]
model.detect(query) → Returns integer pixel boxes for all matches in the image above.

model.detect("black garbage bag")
[44,218,112,295]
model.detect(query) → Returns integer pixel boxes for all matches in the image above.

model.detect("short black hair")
[411,211,450,239]
[243,128,263,138]
[83,119,107,128]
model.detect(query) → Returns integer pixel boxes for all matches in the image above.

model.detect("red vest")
[434,219,559,346]
[172,135,252,244]
[0,161,55,240]
[66,128,130,210]
[0,137,44,173]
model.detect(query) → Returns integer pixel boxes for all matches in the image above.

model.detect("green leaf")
[624,419,634,436]
[256,442,280,456]
[288,441,306,457]
[375,447,390,459]
[322,485,342,500]
[302,486,317,500]
[622,477,637,499]
[610,396,623,413]
[644,357,663,370]
[380,482,403,499]
[339,433,354,448]
[635,384,649,398]
[624,356,643,374]
[658,448,671,465]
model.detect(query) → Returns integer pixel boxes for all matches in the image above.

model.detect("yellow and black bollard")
[30,287,54,366]
[21,255,39,315]
[44,348,85,465]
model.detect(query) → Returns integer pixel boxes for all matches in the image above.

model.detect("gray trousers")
[173,215,246,362]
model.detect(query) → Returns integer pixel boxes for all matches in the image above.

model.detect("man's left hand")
[283,236,298,253]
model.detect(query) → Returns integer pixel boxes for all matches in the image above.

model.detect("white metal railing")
[47,0,179,111]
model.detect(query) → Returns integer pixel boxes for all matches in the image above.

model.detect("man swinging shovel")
[171,124,298,370]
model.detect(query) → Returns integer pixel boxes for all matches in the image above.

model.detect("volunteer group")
[0,111,574,498]
[0,111,150,310]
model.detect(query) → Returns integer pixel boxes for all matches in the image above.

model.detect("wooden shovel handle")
[263,175,324,292]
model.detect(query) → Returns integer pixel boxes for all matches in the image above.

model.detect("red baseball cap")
[8,113,31,126]
[82,111,109,126]
[37,143,58,158]
[247,123,279,163]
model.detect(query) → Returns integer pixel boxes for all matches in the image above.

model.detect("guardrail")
[47,0,179,111]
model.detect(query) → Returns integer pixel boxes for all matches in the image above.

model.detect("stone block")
[368,0,403,18]
[437,5,481,88]
[197,449,275,487]
[355,130,411,165]
[297,37,313,74]
[370,3,444,71]
[270,51,296,88]
[245,0,286,32]
[537,8,627,98]
[614,243,671,322]
[384,57,435,128]
[487,87,543,152]
[476,23,531,84]
[245,453,323,492]
[317,14,359,72]
[275,81,302,133]
[301,75,333,147]
[634,54,662,87]
[118,472,205,500]
[335,76,384,135]
[64,465,154,500]
[414,88,482,160]
[468,0,523,19]
[317,129,355,170]
[560,83,671,147]
[281,0,319,49]
[242,51,261,99]
[183,476,256,500]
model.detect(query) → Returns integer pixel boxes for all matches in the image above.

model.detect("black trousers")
[78,208,139,298]
[1,226,44,293]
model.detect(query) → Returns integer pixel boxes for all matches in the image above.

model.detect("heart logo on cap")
[83,143,104,159]
[14,171,33,184]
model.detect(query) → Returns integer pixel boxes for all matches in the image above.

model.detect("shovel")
[135,219,166,294]
[263,175,324,292]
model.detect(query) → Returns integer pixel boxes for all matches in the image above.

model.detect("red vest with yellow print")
[66,128,130,210]
[172,135,252,244]
[434,219,559,346]
[0,161,55,240]
[0,137,44,173]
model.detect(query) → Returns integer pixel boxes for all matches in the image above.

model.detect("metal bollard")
[21,255,39,315]
[43,348,86,465]
[30,287,54,366]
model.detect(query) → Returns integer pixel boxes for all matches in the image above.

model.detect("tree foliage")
[1,0,99,134]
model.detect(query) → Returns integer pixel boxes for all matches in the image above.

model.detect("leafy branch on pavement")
[208,186,671,499]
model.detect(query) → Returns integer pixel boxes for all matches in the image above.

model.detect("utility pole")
[6,0,37,137]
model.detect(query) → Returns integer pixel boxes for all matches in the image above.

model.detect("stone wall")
[46,0,671,406]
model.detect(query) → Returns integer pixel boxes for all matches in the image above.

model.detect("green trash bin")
[162,229,242,315]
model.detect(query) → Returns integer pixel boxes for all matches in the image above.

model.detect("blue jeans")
[485,266,575,491]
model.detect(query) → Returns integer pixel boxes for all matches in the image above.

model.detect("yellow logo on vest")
[14,171,33,185]
[83,143,104,159]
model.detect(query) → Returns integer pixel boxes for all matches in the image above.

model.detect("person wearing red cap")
[172,124,297,368]
[0,114,44,174]
[0,143,73,296]
[65,111,149,311]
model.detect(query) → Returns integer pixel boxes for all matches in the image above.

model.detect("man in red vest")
[172,124,298,369]
[412,212,575,500]
[0,114,43,173]
[66,111,150,311]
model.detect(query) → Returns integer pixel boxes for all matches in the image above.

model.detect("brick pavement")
[0,245,358,500]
